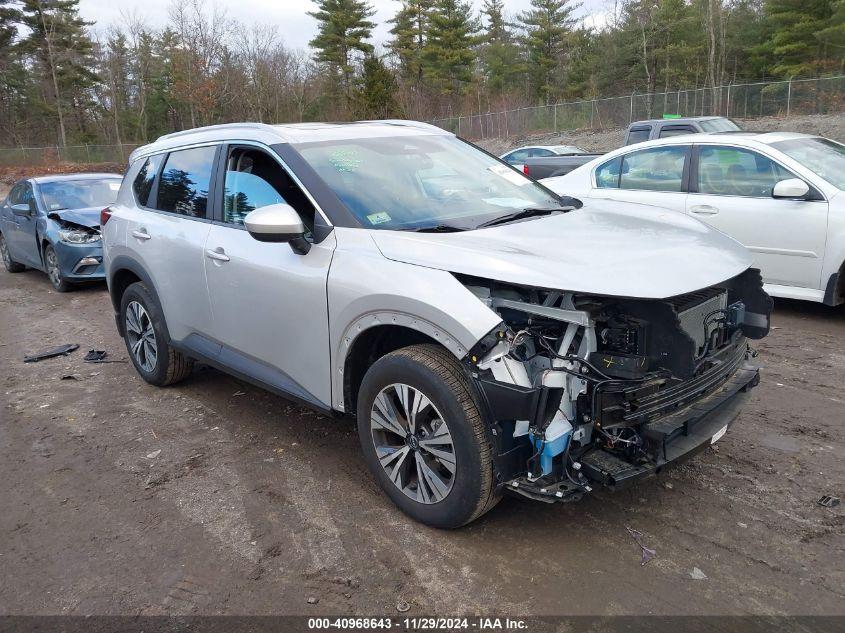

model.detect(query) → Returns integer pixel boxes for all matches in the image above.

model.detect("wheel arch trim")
[107,255,168,339]
[333,311,470,413]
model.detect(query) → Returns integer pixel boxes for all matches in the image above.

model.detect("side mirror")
[244,203,310,254]
[11,203,32,217]
[772,178,810,199]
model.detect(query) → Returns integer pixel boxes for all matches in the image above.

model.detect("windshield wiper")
[475,205,572,229]
[408,224,468,233]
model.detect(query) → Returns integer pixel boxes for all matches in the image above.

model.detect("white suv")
[103,121,771,527]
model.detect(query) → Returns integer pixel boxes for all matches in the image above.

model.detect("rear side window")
[504,149,530,164]
[659,126,695,138]
[620,146,687,192]
[595,157,622,188]
[626,127,651,145]
[133,155,162,207]
[155,146,216,219]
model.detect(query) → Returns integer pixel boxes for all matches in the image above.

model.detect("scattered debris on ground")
[625,526,657,566]
[23,343,78,363]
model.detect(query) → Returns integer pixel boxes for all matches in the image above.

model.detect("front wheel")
[356,344,500,528]
[44,244,71,292]
[120,281,193,387]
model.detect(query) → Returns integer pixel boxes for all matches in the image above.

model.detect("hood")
[370,200,753,299]
[47,207,101,230]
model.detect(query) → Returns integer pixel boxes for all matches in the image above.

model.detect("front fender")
[327,228,502,412]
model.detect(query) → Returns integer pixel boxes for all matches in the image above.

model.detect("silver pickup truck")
[522,153,602,179]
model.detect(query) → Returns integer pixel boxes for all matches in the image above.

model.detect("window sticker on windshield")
[329,149,362,173]
[366,211,391,225]
[108,182,120,191]
[489,163,530,186]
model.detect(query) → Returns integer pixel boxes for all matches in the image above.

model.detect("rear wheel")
[356,344,500,528]
[120,281,193,386]
[44,244,71,292]
[0,232,25,273]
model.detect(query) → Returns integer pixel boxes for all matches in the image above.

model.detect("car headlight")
[58,229,101,244]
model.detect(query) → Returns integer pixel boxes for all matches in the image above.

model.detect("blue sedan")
[0,173,122,291]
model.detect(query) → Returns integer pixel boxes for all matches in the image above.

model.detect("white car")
[543,132,845,306]
[500,144,586,171]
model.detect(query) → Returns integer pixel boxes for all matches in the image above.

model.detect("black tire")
[43,243,72,292]
[0,232,26,273]
[120,281,193,387]
[356,344,500,528]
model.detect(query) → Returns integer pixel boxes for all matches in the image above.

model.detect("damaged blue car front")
[0,173,122,291]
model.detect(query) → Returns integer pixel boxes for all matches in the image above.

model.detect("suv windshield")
[698,118,741,133]
[293,134,560,230]
[771,137,845,190]
[39,178,121,211]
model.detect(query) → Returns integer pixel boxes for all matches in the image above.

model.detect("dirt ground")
[0,267,843,617]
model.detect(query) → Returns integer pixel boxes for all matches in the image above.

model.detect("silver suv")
[103,121,771,528]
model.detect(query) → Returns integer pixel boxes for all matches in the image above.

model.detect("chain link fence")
[430,75,845,141]
[3,76,844,165]
[0,143,141,168]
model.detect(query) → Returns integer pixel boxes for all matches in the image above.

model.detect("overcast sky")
[78,0,611,51]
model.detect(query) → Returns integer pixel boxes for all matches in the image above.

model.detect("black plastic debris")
[818,495,840,508]
[24,343,79,363]
[626,526,657,566]
[83,349,108,362]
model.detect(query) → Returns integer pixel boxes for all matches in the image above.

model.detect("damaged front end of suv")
[461,269,771,503]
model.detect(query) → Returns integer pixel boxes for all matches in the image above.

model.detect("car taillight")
[100,207,112,226]
[523,164,530,176]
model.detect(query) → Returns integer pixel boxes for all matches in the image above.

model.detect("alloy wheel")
[370,383,456,504]
[45,247,62,288]
[0,235,10,268]
[125,300,158,373]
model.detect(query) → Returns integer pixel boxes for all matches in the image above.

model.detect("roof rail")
[154,121,282,143]
[362,119,447,132]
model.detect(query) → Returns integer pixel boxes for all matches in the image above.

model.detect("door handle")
[132,229,151,241]
[690,205,719,216]
[205,248,230,262]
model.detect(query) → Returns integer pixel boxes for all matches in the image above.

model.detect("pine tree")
[817,0,845,73]
[480,0,523,96]
[388,0,433,85]
[761,0,833,77]
[355,54,399,118]
[308,0,375,102]
[518,0,576,103]
[18,0,98,146]
[421,0,478,96]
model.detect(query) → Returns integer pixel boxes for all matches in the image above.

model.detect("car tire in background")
[43,244,72,292]
[356,344,500,528]
[0,232,25,273]
[120,281,194,387]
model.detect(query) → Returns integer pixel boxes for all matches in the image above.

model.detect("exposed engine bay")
[461,268,772,503]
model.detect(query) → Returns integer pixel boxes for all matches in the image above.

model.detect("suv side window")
[155,146,216,218]
[697,145,794,197]
[620,146,687,192]
[626,127,651,145]
[133,154,163,207]
[223,146,316,232]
